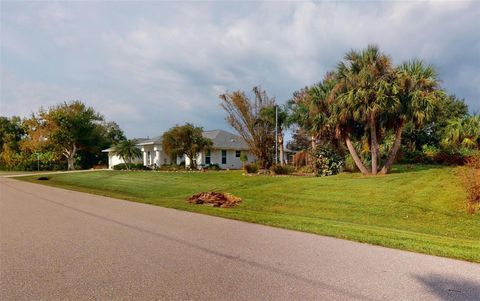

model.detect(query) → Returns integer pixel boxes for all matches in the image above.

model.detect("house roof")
[202,129,249,150]
[101,138,148,152]
[136,136,163,146]
[104,130,250,152]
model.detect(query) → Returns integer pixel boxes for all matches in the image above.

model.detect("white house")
[103,129,256,170]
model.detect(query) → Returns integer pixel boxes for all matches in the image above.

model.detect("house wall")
[199,149,256,169]
[141,145,171,167]
[107,153,142,169]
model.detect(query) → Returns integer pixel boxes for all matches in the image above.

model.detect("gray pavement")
[1,177,479,300]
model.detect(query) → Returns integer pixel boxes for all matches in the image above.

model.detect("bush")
[204,163,221,170]
[159,164,185,171]
[244,163,259,174]
[113,163,150,170]
[270,164,294,175]
[462,153,480,214]
[310,146,343,177]
[343,154,359,172]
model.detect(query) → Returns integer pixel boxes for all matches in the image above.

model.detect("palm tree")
[113,139,142,170]
[379,59,442,174]
[442,115,480,149]
[333,45,397,175]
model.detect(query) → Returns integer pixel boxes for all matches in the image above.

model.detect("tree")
[220,87,276,169]
[113,139,142,170]
[286,127,311,151]
[379,59,442,174]
[0,116,25,169]
[239,151,248,168]
[24,101,104,170]
[441,115,480,150]
[161,123,212,169]
[334,45,397,175]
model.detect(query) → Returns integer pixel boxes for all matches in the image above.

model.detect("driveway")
[1,177,479,300]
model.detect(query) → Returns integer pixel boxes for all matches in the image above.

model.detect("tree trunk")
[65,144,77,171]
[67,156,75,171]
[345,137,370,175]
[311,134,316,149]
[380,123,404,175]
[370,116,379,175]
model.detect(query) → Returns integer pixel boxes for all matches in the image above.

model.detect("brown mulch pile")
[187,192,242,208]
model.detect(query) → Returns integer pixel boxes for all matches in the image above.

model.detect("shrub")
[270,164,294,175]
[204,163,221,170]
[343,154,359,172]
[244,163,259,174]
[310,146,343,177]
[113,163,150,170]
[159,164,184,171]
[462,153,480,214]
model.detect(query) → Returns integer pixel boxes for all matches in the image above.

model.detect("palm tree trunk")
[380,124,404,175]
[311,134,316,149]
[370,117,379,175]
[345,137,369,175]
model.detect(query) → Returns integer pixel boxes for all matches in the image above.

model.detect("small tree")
[239,151,248,168]
[162,123,212,169]
[113,139,142,170]
[220,87,276,169]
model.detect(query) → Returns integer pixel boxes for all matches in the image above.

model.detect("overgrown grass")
[17,165,480,262]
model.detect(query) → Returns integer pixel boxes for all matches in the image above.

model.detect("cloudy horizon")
[1,1,479,138]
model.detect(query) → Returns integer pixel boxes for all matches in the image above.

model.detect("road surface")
[1,177,479,300]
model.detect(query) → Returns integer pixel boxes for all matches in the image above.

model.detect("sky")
[1,1,479,138]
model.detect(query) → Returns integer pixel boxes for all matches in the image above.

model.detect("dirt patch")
[187,192,241,208]
[37,176,50,181]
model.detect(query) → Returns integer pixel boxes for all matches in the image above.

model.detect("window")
[205,150,211,165]
[221,150,227,164]
[235,150,241,158]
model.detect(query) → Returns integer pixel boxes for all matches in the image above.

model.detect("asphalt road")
[1,177,479,300]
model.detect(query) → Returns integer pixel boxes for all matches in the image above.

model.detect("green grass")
[17,165,480,262]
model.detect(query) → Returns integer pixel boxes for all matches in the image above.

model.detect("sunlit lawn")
[18,164,480,262]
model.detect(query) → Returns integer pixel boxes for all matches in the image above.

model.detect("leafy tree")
[220,87,276,169]
[441,115,480,150]
[113,139,142,170]
[23,101,104,170]
[0,116,25,169]
[286,127,311,151]
[239,151,248,167]
[161,123,212,169]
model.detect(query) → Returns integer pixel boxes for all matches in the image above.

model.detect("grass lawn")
[17,164,480,262]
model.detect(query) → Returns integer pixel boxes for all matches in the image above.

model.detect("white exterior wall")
[107,153,142,169]
[199,149,256,169]
[141,144,171,167]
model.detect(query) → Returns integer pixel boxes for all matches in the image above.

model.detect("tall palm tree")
[334,45,397,175]
[113,139,142,170]
[260,104,289,165]
[379,59,442,174]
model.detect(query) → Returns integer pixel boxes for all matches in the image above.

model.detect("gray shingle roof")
[202,129,249,150]
[137,129,249,150]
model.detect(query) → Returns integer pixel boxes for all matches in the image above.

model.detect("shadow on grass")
[414,273,480,301]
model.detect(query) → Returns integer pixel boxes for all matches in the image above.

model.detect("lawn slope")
[18,165,480,262]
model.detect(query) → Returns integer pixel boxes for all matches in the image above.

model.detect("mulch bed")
[187,192,242,208]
